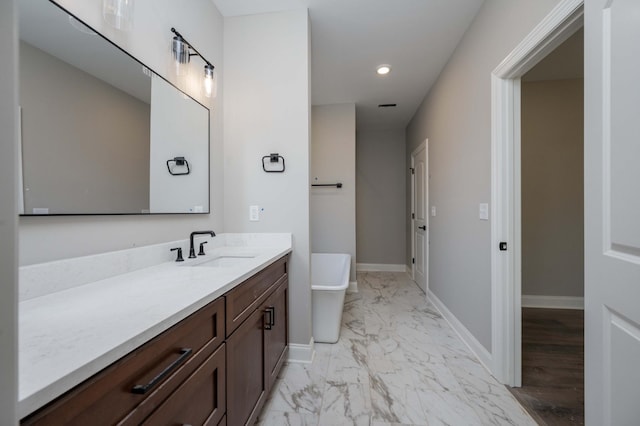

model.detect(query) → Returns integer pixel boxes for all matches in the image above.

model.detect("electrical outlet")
[431,206,436,217]
[249,205,260,221]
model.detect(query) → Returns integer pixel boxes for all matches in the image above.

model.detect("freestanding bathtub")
[311,253,351,343]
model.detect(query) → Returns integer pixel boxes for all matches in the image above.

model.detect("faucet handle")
[198,241,208,256]
[170,247,184,262]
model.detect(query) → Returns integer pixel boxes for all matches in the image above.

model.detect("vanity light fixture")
[376,64,391,75]
[171,28,217,98]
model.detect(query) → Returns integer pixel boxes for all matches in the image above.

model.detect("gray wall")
[20,42,150,214]
[521,79,584,297]
[223,10,311,348]
[357,129,406,265]
[406,0,562,351]
[19,0,224,265]
[311,104,356,281]
[0,0,18,423]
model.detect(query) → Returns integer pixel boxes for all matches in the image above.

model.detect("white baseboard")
[522,295,584,310]
[429,290,493,374]
[288,337,315,364]
[356,263,407,272]
[347,281,358,293]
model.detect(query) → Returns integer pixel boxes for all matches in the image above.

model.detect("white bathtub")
[311,253,351,343]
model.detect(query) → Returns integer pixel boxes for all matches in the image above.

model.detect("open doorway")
[509,28,585,425]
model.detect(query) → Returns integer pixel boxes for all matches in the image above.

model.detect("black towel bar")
[311,183,342,188]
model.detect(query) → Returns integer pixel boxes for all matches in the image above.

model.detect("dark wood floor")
[508,308,584,425]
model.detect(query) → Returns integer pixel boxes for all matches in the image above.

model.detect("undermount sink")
[189,255,257,268]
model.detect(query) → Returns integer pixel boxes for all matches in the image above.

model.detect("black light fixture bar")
[171,27,214,69]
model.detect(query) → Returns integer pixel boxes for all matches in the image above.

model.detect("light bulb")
[204,64,216,98]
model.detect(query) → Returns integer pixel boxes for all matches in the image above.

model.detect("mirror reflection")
[18,0,210,215]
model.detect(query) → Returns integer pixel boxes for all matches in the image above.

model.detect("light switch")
[479,203,489,220]
[249,205,260,221]
[431,206,436,217]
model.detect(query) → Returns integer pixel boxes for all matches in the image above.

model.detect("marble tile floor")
[257,271,537,426]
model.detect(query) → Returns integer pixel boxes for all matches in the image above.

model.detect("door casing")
[490,0,584,386]
[411,139,429,295]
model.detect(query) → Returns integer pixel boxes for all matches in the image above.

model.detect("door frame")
[411,139,429,295]
[490,0,584,386]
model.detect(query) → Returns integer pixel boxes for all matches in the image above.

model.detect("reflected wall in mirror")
[18,0,210,215]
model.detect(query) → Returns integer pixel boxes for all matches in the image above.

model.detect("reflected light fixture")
[102,0,134,31]
[171,28,217,98]
[376,64,391,75]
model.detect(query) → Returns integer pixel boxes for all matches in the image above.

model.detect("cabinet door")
[263,279,288,391]
[226,308,266,426]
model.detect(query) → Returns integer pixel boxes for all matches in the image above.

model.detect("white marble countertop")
[18,233,291,419]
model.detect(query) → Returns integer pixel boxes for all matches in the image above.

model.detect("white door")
[585,1,640,424]
[412,141,428,293]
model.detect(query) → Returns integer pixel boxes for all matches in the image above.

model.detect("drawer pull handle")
[264,306,275,330]
[131,348,192,395]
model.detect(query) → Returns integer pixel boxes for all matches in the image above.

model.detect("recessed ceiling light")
[376,65,391,75]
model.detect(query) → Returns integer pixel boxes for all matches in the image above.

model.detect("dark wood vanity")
[21,254,289,426]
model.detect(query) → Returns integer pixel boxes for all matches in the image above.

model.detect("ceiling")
[213,0,484,130]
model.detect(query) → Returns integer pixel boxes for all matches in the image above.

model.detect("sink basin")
[190,255,256,268]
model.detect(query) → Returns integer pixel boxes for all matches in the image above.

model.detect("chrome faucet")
[189,230,215,258]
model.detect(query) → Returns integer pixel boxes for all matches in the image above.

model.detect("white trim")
[287,337,315,364]
[347,281,358,293]
[522,295,584,310]
[429,290,493,373]
[491,0,584,387]
[405,265,412,275]
[17,106,24,214]
[493,0,584,79]
[356,263,407,272]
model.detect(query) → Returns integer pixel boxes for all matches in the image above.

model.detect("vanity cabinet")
[22,297,226,426]
[226,257,289,426]
[21,254,289,426]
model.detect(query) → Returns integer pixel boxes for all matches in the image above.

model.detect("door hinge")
[499,242,508,251]
[410,168,415,175]
[412,213,415,219]
[412,258,415,264]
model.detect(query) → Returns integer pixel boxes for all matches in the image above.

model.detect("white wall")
[223,10,311,347]
[521,79,584,298]
[406,0,562,351]
[149,77,209,213]
[311,104,356,281]
[357,129,406,265]
[19,0,224,265]
[0,0,18,423]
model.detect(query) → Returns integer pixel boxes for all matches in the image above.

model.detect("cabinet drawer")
[22,297,225,426]
[225,256,287,337]
[141,343,226,426]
